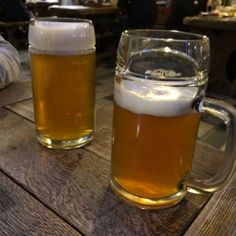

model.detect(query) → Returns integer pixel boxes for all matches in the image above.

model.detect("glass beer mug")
[110,30,236,209]
[29,18,96,149]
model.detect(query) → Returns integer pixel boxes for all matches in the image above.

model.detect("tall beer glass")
[111,30,236,209]
[29,18,96,149]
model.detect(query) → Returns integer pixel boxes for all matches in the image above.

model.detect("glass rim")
[30,17,93,25]
[122,29,209,42]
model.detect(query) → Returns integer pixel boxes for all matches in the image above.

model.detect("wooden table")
[48,5,118,18]
[184,15,236,31]
[27,1,60,17]
[184,15,236,97]
[48,4,120,61]
[0,80,235,235]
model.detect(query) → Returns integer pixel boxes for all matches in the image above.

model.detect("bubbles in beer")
[29,20,95,52]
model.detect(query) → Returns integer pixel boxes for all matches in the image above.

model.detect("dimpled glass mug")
[29,18,96,149]
[110,30,236,209]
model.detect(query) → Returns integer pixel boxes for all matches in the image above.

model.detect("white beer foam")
[114,79,198,117]
[29,20,95,52]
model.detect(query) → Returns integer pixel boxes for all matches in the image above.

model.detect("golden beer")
[111,75,202,207]
[31,52,96,143]
[29,18,96,149]
[112,102,201,199]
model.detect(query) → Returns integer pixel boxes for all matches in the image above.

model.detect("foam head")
[114,76,199,117]
[29,18,95,52]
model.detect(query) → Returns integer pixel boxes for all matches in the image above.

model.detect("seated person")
[165,0,207,31]
[117,0,157,29]
[0,35,21,89]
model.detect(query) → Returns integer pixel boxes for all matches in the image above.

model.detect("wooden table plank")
[91,197,198,236]
[5,98,34,121]
[0,171,80,236]
[5,98,114,160]
[87,104,113,159]
[0,106,226,235]
[0,107,110,235]
[0,80,32,107]
[185,172,236,236]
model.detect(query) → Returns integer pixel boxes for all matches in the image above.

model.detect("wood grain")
[0,80,32,107]
[185,172,236,236]
[5,98,34,121]
[6,98,114,160]
[86,104,113,159]
[0,171,81,236]
[0,105,226,235]
[0,108,110,235]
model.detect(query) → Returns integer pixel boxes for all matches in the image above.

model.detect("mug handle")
[188,97,236,194]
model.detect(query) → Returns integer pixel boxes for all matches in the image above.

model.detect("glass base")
[37,131,94,149]
[110,178,186,209]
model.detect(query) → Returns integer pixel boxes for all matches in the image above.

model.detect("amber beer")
[111,75,201,206]
[29,18,96,149]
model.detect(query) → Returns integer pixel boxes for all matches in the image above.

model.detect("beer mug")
[110,30,236,209]
[29,18,96,149]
